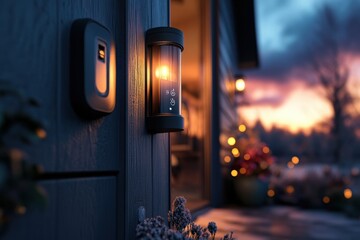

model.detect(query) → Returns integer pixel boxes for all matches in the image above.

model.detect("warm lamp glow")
[238,124,247,132]
[224,155,231,163]
[232,148,240,157]
[231,170,238,177]
[344,188,352,199]
[227,137,236,146]
[155,65,170,80]
[235,79,245,92]
[108,42,117,108]
[323,196,330,204]
[244,153,251,160]
[291,156,300,165]
[267,189,275,197]
[239,168,246,174]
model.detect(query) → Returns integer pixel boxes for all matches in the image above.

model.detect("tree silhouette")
[310,5,353,163]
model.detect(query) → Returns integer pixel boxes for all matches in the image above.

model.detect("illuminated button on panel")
[95,40,108,95]
[98,44,105,62]
[170,89,176,96]
[170,98,175,106]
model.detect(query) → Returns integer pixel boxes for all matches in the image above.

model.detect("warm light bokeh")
[267,189,275,197]
[287,162,294,169]
[262,146,270,153]
[231,170,238,177]
[232,148,240,157]
[227,137,236,146]
[36,128,47,139]
[286,185,295,194]
[238,124,247,132]
[224,155,231,163]
[323,196,330,204]
[291,156,300,165]
[235,79,246,92]
[344,188,353,199]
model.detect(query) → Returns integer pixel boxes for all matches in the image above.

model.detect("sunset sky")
[239,0,360,134]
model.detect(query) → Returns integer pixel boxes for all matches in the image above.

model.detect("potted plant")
[225,131,274,207]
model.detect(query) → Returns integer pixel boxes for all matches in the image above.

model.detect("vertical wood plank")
[214,0,238,206]
[126,0,170,238]
[3,178,117,240]
[209,0,223,207]
[57,177,117,240]
[114,0,126,238]
[125,0,153,238]
[58,0,121,172]
[151,0,170,219]
[2,182,57,240]
[0,0,58,171]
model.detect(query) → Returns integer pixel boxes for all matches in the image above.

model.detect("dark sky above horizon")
[239,0,360,133]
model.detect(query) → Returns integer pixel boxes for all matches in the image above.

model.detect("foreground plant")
[136,196,236,240]
[0,81,47,233]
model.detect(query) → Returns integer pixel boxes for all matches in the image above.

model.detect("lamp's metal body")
[146,27,184,133]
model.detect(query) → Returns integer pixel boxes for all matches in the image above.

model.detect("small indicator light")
[98,44,105,62]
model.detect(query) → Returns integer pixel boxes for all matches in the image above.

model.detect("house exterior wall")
[0,0,169,239]
[217,0,238,133]
[125,0,170,239]
[215,0,239,201]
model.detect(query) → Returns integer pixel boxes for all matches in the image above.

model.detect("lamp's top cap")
[146,27,184,50]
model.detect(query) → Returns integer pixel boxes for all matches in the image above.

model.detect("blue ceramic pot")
[234,176,269,207]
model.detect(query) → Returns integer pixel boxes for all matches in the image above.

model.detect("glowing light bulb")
[155,66,170,80]
[235,79,245,92]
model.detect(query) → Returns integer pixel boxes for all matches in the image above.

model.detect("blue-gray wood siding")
[125,0,170,238]
[217,0,238,132]
[0,0,170,239]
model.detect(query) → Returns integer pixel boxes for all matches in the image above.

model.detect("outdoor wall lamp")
[145,27,184,133]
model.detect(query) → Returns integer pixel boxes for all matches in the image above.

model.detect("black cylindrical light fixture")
[146,27,184,133]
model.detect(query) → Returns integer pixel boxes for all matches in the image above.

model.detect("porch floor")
[195,206,360,240]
